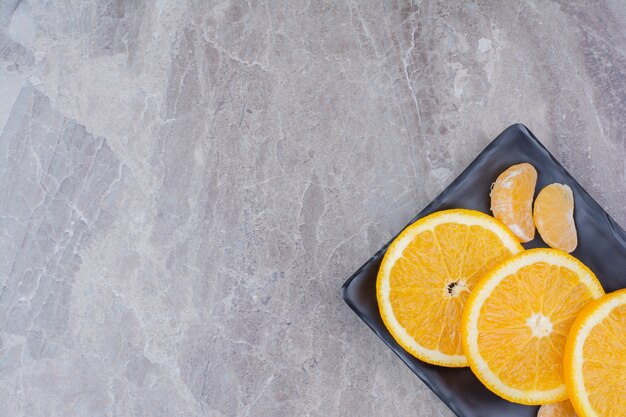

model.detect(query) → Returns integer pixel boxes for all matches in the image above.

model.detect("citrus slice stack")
[538,400,578,417]
[490,162,537,242]
[534,183,577,252]
[376,209,523,367]
[461,249,604,404]
[564,289,626,417]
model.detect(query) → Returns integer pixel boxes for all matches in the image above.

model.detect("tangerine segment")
[490,162,538,242]
[564,289,626,417]
[534,183,577,253]
[461,249,604,404]
[538,400,578,417]
[377,209,523,367]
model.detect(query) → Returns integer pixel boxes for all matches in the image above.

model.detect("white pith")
[527,313,553,338]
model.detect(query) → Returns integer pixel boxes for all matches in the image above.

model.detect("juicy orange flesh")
[490,163,537,242]
[534,184,577,252]
[476,262,595,391]
[582,304,626,416]
[389,223,513,355]
[538,400,577,417]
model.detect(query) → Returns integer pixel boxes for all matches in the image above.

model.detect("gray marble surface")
[0,1,624,416]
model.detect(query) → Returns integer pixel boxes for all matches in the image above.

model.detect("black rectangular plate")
[341,124,626,417]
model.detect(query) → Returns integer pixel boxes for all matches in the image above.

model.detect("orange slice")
[376,209,523,367]
[538,400,578,417]
[533,183,577,252]
[564,289,626,417]
[461,249,604,404]
[490,162,538,242]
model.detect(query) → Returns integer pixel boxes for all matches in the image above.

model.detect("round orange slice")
[538,400,578,417]
[376,209,523,367]
[461,249,604,404]
[564,288,626,417]
[533,183,577,253]
[490,162,538,243]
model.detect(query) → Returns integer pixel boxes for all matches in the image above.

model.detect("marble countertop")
[0,1,624,416]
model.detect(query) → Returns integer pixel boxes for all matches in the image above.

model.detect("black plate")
[341,124,626,417]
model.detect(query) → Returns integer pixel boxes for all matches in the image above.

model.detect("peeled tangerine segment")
[533,183,577,253]
[376,209,523,367]
[490,162,537,243]
[538,400,577,417]
[461,249,604,405]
